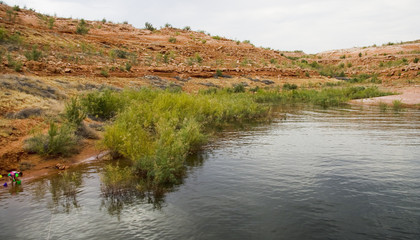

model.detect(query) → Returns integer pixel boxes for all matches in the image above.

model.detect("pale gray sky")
[5,0,420,53]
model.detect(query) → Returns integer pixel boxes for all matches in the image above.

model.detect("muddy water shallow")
[1,105,420,239]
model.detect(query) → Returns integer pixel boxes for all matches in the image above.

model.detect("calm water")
[1,105,420,240]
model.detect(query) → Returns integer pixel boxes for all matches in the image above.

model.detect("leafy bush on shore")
[25,122,78,157]
[81,89,122,120]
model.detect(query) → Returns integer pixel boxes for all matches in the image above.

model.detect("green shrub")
[7,54,23,72]
[282,83,298,90]
[24,45,42,61]
[379,102,387,112]
[212,35,221,40]
[340,55,346,59]
[145,22,156,31]
[81,89,122,120]
[392,100,403,111]
[13,5,20,11]
[111,49,129,59]
[195,53,203,63]
[169,37,176,43]
[0,27,8,42]
[358,52,362,57]
[100,68,109,77]
[414,58,419,63]
[6,9,17,22]
[13,61,23,72]
[25,122,78,157]
[215,69,223,77]
[48,17,55,29]
[125,62,132,71]
[319,64,346,77]
[270,58,278,64]
[183,26,191,31]
[164,23,172,28]
[64,97,86,126]
[76,19,89,35]
[233,84,246,93]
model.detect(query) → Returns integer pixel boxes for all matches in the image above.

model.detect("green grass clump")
[76,19,89,35]
[379,102,388,112]
[392,100,403,111]
[25,122,78,157]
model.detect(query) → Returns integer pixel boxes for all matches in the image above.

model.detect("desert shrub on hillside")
[76,19,89,35]
[64,97,86,126]
[111,49,129,59]
[169,37,176,43]
[24,45,42,61]
[145,22,156,31]
[25,122,78,157]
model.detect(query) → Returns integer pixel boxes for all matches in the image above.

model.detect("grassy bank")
[97,86,391,186]
[23,85,392,187]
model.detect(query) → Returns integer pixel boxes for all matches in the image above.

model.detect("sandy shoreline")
[351,86,420,106]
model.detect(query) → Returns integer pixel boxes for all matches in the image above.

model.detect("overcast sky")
[5,0,420,53]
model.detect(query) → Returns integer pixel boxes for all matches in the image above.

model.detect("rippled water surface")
[1,106,420,239]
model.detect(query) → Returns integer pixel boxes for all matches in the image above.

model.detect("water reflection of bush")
[100,153,207,218]
[31,172,83,214]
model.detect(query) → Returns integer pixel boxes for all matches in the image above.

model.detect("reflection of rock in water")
[47,171,83,214]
